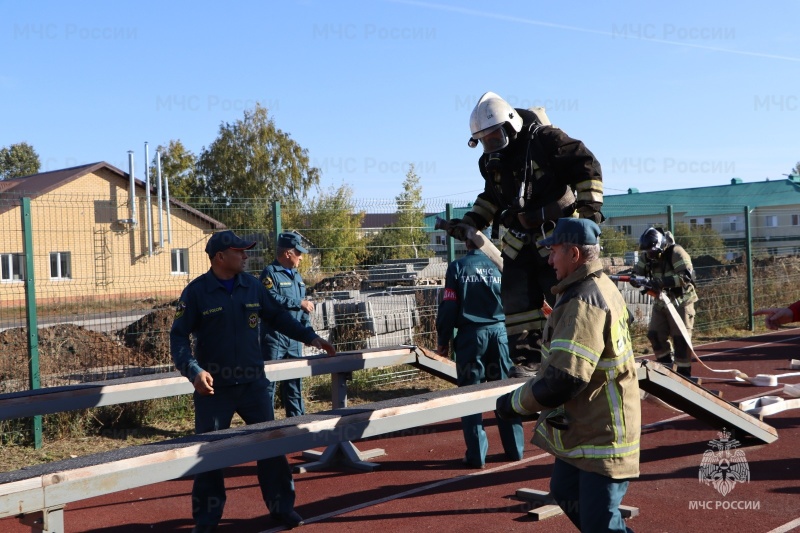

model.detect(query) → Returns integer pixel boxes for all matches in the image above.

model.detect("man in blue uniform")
[170,230,336,532]
[260,232,314,417]
[436,239,524,468]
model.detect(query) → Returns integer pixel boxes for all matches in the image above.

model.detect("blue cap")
[277,232,308,254]
[537,218,601,247]
[205,230,256,257]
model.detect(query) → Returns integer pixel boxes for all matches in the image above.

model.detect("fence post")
[272,201,282,248]
[445,203,455,264]
[745,205,754,331]
[21,197,42,449]
[667,205,674,234]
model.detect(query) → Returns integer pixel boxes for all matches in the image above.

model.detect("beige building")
[602,177,800,257]
[0,162,225,307]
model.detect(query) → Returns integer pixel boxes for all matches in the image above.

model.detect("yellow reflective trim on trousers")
[501,232,524,260]
[502,231,525,250]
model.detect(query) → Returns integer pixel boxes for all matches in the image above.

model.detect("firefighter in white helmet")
[445,91,604,377]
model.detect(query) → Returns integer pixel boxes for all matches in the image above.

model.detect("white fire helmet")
[468,91,523,153]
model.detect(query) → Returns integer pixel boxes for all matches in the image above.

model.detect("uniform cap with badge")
[205,230,256,258]
[537,218,601,247]
[278,232,308,254]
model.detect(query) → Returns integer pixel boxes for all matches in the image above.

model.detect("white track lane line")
[258,452,552,532]
[695,333,800,359]
[765,517,800,533]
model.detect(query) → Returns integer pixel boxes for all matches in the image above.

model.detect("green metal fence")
[2,193,800,445]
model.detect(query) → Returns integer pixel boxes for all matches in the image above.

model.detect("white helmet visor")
[474,124,509,153]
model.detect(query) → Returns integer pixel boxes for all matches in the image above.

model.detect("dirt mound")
[311,271,365,294]
[0,324,134,392]
[115,308,176,366]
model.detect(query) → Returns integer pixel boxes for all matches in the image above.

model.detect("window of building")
[792,214,800,226]
[49,252,71,280]
[728,216,738,232]
[765,215,778,228]
[1,253,25,282]
[171,248,189,275]
[690,218,712,229]
[620,225,632,236]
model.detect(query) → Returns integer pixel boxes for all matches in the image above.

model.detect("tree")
[793,161,800,176]
[0,142,40,180]
[367,165,432,263]
[150,140,201,200]
[599,225,637,257]
[300,185,368,272]
[673,222,725,260]
[196,103,320,231]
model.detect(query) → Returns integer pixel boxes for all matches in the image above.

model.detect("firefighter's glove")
[445,218,475,242]
[649,278,665,292]
[495,392,519,421]
[629,277,642,289]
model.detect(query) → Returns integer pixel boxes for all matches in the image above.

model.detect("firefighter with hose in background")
[633,227,698,378]
[442,91,604,377]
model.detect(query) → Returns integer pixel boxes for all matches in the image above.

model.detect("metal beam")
[637,360,778,444]
[0,380,520,520]
[0,347,420,421]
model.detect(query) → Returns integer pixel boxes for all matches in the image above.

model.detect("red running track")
[3,329,800,533]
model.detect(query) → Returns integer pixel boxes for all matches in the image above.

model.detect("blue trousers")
[266,354,305,417]
[550,458,634,533]
[192,377,295,526]
[454,323,524,466]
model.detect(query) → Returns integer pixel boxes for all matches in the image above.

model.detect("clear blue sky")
[2,1,798,206]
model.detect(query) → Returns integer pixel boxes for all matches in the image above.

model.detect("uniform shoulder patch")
[175,300,186,319]
[262,277,274,290]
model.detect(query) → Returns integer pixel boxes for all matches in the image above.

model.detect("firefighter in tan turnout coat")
[496,218,640,533]
[634,227,698,378]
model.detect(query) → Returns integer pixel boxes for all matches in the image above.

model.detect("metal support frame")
[296,371,386,472]
[18,506,64,533]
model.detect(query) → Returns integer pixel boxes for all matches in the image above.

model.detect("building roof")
[423,206,473,231]
[361,213,400,229]
[603,177,800,218]
[0,161,225,228]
